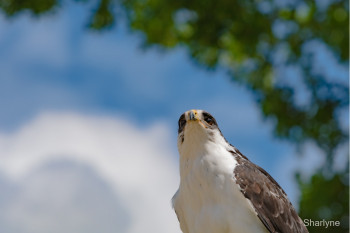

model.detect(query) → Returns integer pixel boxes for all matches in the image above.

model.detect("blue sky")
[0,2,347,233]
[0,4,292,165]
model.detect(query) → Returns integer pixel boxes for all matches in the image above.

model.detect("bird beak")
[189,110,198,121]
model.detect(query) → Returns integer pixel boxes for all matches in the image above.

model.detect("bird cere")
[172,110,308,233]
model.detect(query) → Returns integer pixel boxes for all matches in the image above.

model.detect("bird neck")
[178,136,230,182]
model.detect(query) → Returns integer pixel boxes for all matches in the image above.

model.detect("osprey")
[172,110,308,233]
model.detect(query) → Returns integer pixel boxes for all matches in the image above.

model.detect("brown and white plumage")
[172,110,308,233]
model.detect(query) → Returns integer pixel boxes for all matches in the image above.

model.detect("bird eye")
[178,114,187,133]
[179,119,186,129]
[204,116,213,124]
[203,113,215,125]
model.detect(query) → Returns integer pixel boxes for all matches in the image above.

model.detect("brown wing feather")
[231,149,308,233]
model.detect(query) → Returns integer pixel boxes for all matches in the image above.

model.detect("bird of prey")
[172,110,308,233]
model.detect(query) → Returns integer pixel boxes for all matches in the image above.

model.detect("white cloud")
[0,112,181,233]
[273,141,327,209]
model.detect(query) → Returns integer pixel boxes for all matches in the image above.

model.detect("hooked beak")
[189,110,198,121]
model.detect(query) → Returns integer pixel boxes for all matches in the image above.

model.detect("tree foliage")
[120,0,349,158]
[297,170,349,233]
[0,0,348,232]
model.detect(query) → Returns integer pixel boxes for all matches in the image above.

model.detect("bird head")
[177,110,226,156]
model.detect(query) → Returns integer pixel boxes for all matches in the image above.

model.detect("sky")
[0,2,348,233]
